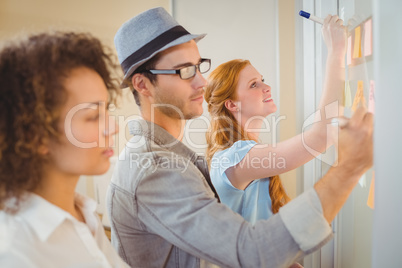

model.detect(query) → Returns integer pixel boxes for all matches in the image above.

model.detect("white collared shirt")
[0,192,129,268]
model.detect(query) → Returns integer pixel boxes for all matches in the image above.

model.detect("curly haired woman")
[0,31,128,267]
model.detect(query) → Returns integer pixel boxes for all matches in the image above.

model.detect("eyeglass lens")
[180,60,211,79]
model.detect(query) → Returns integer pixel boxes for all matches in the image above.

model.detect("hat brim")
[120,33,206,88]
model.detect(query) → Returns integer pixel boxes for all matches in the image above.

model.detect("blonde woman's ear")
[224,99,239,112]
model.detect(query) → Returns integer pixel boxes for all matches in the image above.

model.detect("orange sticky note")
[344,80,352,107]
[368,80,375,114]
[352,81,367,112]
[353,26,362,58]
[347,36,352,65]
[364,19,373,56]
[367,173,375,209]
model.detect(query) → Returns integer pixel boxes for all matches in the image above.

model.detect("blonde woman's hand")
[322,14,347,60]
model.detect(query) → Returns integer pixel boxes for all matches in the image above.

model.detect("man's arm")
[131,108,373,267]
[315,107,374,222]
[135,159,330,267]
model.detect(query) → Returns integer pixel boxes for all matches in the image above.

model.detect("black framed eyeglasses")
[146,58,211,80]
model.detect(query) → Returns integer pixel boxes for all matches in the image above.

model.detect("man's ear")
[224,99,239,112]
[131,73,152,97]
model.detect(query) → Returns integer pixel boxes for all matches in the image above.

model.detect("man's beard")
[153,88,203,120]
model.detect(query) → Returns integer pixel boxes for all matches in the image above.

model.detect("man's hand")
[315,106,373,223]
[337,107,374,178]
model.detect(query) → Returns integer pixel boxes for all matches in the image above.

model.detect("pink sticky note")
[347,36,352,65]
[368,80,375,113]
[364,19,373,56]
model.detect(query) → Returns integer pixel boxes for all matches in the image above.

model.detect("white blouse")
[0,192,129,268]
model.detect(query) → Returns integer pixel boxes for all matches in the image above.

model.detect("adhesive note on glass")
[353,26,362,58]
[367,172,375,209]
[352,80,367,112]
[344,80,352,107]
[368,80,375,113]
[364,19,373,56]
[347,36,352,65]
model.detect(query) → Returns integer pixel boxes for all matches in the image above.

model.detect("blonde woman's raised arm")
[227,15,347,190]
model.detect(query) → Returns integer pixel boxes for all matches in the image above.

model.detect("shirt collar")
[74,192,97,214]
[128,118,199,163]
[18,192,97,242]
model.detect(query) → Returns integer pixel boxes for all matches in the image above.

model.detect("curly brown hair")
[0,31,120,212]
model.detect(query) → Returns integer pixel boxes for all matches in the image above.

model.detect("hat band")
[121,25,190,75]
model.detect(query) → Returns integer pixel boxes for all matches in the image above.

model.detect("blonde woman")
[205,15,347,224]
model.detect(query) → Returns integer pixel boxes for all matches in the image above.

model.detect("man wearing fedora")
[106,7,373,268]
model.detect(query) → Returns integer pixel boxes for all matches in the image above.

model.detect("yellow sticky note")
[352,81,366,112]
[367,173,375,209]
[344,80,352,107]
[353,26,362,58]
[347,36,352,65]
[364,19,373,56]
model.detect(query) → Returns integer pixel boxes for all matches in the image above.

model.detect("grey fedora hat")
[115,7,206,87]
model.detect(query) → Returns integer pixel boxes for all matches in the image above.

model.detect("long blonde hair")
[204,59,290,213]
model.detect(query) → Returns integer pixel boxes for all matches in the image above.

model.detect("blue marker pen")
[299,10,325,25]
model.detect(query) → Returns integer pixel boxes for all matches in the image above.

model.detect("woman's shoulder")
[210,140,259,176]
[0,210,26,261]
[214,139,258,159]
